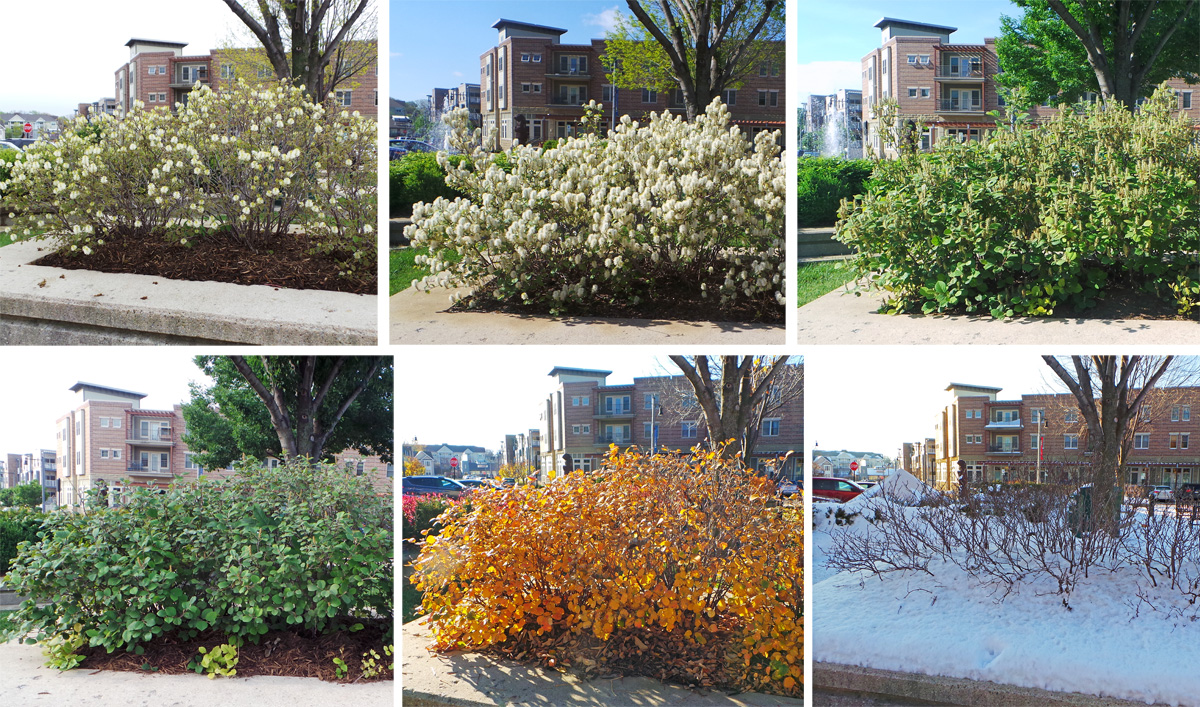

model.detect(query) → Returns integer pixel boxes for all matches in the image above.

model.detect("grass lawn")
[796,260,855,307]
[402,550,423,624]
[0,232,12,248]
[389,247,463,296]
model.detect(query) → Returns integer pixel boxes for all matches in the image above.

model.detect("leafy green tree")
[0,482,43,509]
[603,0,784,121]
[996,0,1199,109]
[182,356,392,470]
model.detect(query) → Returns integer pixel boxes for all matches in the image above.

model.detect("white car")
[1151,485,1174,502]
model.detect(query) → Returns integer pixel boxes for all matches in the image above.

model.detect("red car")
[812,477,866,503]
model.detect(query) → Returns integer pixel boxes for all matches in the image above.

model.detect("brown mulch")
[77,620,393,683]
[32,231,376,295]
[450,270,784,324]
[483,616,742,689]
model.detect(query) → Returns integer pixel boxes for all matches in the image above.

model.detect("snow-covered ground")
[813,473,1200,706]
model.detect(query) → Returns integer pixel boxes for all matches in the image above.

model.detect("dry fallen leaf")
[140,296,148,300]
[93,293,103,297]
[37,279,46,288]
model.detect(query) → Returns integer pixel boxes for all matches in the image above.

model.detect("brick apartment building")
[110,37,378,117]
[861,17,1199,157]
[56,382,392,509]
[431,82,482,127]
[537,365,803,484]
[478,19,784,149]
[923,382,1200,491]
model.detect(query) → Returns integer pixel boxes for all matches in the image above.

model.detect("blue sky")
[391,1,626,101]
[797,0,1017,103]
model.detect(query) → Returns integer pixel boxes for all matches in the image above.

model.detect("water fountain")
[821,111,847,159]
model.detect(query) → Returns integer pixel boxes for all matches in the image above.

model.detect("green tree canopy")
[996,0,1199,109]
[182,355,392,470]
[603,0,784,121]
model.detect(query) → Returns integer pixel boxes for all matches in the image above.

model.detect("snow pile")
[843,468,932,510]
[814,503,1200,705]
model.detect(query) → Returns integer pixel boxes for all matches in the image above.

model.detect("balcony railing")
[934,66,983,79]
[548,98,589,106]
[938,99,984,112]
[126,464,171,473]
[594,402,635,417]
[985,418,1023,429]
[987,445,1022,454]
[129,428,173,442]
[595,434,634,446]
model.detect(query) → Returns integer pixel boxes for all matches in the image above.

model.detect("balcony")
[547,98,590,107]
[595,434,635,447]
[938,99,984,113]
[126,464,174,477]
[127,428,174,447]
[545,68,591,80]
[594,403,635,419]
[984,418,1023,430]
[987,445,1022,455]
[934,66,984,80]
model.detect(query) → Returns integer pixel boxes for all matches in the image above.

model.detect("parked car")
[402,475,468,498]
[458,478,493,491]
[812,477,866,503]
[1178,483,1200,502]
[0,140,22,152]
[389,138,435,160]
[777,479,799,498]
[1151,485,1174,502]
[858,481,878,490]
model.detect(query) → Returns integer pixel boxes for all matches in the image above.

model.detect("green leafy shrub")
[0,508,45,577]
[0,482,45,510]
[190,642,239,679]
[796,158,874,227]
[837,84,1200,317]
[5,459,393,662]
[389,152,465,218]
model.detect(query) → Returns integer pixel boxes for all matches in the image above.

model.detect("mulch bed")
[450,272,784,324]
[32,231,376,295]
[77,620,393,683]
[484,616,742,690]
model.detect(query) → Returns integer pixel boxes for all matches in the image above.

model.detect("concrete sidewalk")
[391,288,784,345]
[815,662,1168,706]
[0,640,393,707]
[402,620,803,706]
[797,283,1200,345]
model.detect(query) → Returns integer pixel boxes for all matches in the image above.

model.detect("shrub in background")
[796,158,874,227]
[0,148,22,202]
[0,508,45,578]
[5,459,393,662]
[406,100,785,314]
[0,482,44,510]
[415,447,802,697]
[0,81,376,277]
[837,84,1200,317]
[402,493,457,542]
[389,152,465,218]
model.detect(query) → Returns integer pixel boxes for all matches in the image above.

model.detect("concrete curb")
[797,279,1200,344]
[402,620,803,706]
[390,287,784,344]
[814,662,1168,706]
[0,239,377,345]
[797,227,851,259]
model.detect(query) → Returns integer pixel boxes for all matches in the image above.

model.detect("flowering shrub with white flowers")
[1,80,376,277]
[404,100,785,315]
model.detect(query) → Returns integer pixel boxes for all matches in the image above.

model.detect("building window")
[682,421,698,439]
[644,394,657,409]
[558,55,587,74]
[758,90,779,107]
[643,423,660,439]
[356,461,364,476]
[907,54,917,64]
[100,417,110,428]
[762,418,780,437]
[1171,433,1181,449]
[158,93,166,102]
[1183,92,1193,109]
[521,53,530,62]
[1134,433,1150,450]
[1186,406,1192,421]
[642,89,657,103]
[1065,410,1078,423]
[532,82,541,93]
[220,64,235,79]
[1030,408,1044,423]
[919,55,930,65]
[335,90,352,106]
[908,87,917,98]
[759,62,768,76]
[1184,434,1191,450]
[669,88,685,107]
[522,83,531,93]
[1063,434,1079,450]
[100,449,109,459]
[920,87,930,98]
[1141,405,1151,421]
[531,119,543,142]
[1173,406,1181,421]
[722,89,737,105]
[532,53,542,63]
[572,425,581,435]
[1030,434,1040,450]
[112,449,121,460]
[257,68,272,79]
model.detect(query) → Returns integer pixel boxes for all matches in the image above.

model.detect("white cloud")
[583,7,622,34]
[796,60,862,102]
[452,71,463,78]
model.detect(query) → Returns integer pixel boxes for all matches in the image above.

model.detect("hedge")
[796,157,874,227]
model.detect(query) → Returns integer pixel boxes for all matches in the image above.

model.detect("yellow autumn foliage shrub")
[413,446,802,696]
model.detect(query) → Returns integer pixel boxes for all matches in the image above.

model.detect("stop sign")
[23,122,32,134]
[450,456,458,468]
[850,461,859,472]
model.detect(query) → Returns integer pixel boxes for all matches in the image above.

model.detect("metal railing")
[938,99,984,112]
[987,444,1021,454]
[934,66,983,79]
